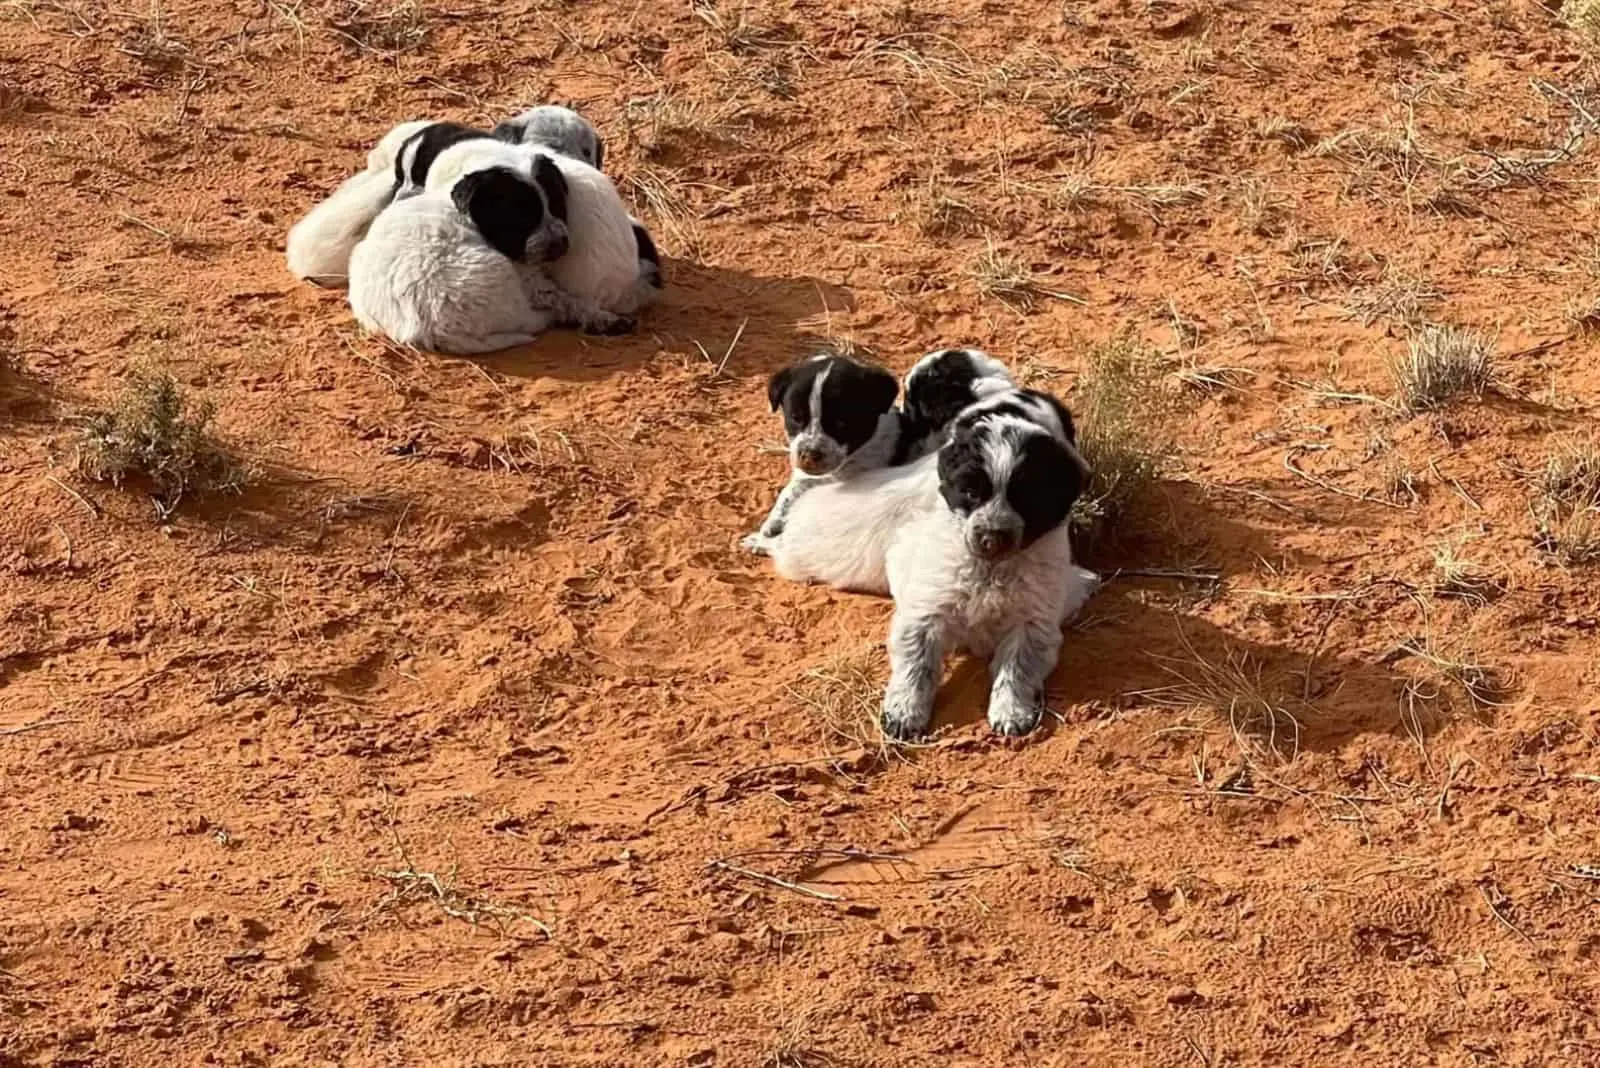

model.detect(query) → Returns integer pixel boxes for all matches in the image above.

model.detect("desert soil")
[4,0,1600,1065]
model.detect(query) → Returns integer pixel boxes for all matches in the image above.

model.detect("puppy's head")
[765,354,899,477]
[901,346,1016,440]
[936,390,1087,561]
[450,162,570,264]
[393,122,492,199]
[493,104,605,171]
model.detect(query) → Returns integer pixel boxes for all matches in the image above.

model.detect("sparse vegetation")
[1147,628,1303,766]
[969,241,1045,311]
[1069,334,1176,540]
[1534,437,1600,564]
[76,365,245,513]
[325,0,428,54]
[1389,324,1493,412]
[790,647,913,762]
[1563,0,1600,40]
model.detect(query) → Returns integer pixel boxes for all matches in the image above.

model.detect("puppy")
[879,389,1098,739]
[347,140,573,355]
[392,121,497,199]
[744,347,1012,558]
[494,104,605,170]
[286,119,431,286]
[518,144,662,333]
[742,353,902,554]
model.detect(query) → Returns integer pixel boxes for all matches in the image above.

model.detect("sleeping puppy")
[493,104,605,170]
[347,140,573,355]
[517,144,662,333]
[743,347,1012,555]
[286,119,431,287]
[880,388,1098,739]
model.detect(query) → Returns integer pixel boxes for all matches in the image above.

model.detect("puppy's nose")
[796,449,829,474]
[975,529,1019,559]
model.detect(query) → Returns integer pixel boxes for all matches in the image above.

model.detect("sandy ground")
[3,0,1600,1065]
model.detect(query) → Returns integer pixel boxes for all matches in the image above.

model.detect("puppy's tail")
[287,168,398,286]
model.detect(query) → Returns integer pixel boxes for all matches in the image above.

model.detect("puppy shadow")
[470,258,853,383]
[1058,581,1487,757]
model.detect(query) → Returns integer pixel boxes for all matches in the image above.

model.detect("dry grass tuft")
[1146,628,1303,766]
[624,93,750,157]
[77,365,246,515]
[325,0,428,54]
[1070,334,1176,540]
[1395,632,1508,728]
[1256,116,1314,151]
[1346,270,1441,326]
[1533,437,1600,564]
[116,2,193,73]
[767,1007,837,1068]
[969,241,1044,311]
[1431,539,1503,603]
[623,165,703,260]
[789,647,916,763]
[1389,324,1493,412]
[1235,177,1291,236]
[1567,292,1600,333]
[1563,0,1600,39]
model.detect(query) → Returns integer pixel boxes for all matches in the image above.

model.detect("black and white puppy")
[880,388,1097,739]
[347,140,575,354]
[741,353,902,554]
[742,348,1012,555]
[494,104,605,171]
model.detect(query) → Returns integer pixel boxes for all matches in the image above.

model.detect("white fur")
[286,120,429,287]
[881,507,1098,738]
[527,146,659,324]
[767,450,941,593]
[348,142,567,355]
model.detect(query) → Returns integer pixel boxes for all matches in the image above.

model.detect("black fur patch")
[592,137,605,172]
[936,425,994,516]
[766,355,899,452]
[903,349,991,440]
[532,154,569,224]
[633,222,664,288]
[451,166,545,262]
[397,122,492,189]
[1007,431,1083,545]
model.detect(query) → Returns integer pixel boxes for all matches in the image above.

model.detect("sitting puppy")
[880,388,1098,739]
[286,119,430,287]
[346,140,574,355]
[494,104,605,170]
[743,348,1012,556]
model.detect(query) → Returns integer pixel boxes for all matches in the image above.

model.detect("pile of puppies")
[285,104,664,354]
[748,348,1099,740]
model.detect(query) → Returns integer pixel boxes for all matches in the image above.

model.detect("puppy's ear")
[1039,392,1077,444]
[452,166,544,262]
[490,119,522,142]
[532,154,569,224]
[767,365,796,411]
[863,363,900,414]
[592,135,605,171]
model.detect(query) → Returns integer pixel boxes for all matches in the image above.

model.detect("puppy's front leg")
[986,620,1063,737]
[881,612,944,740]
[741,473,812,553]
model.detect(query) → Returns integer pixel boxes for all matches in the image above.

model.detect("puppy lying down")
[771,387,1101,738]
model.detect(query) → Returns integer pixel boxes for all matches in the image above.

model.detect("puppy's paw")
[881,684,933,741]
[987,689,1043,737]
[740,532,772,556]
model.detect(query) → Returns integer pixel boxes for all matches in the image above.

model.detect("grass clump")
[1070,334,1175,541]
[1564,0,1600,38]
[1390,324,1493,412]
[77,365,245,514]
[1534,437,1600,564]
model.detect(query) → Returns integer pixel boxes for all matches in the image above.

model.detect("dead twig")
[1285,445,1408,510]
